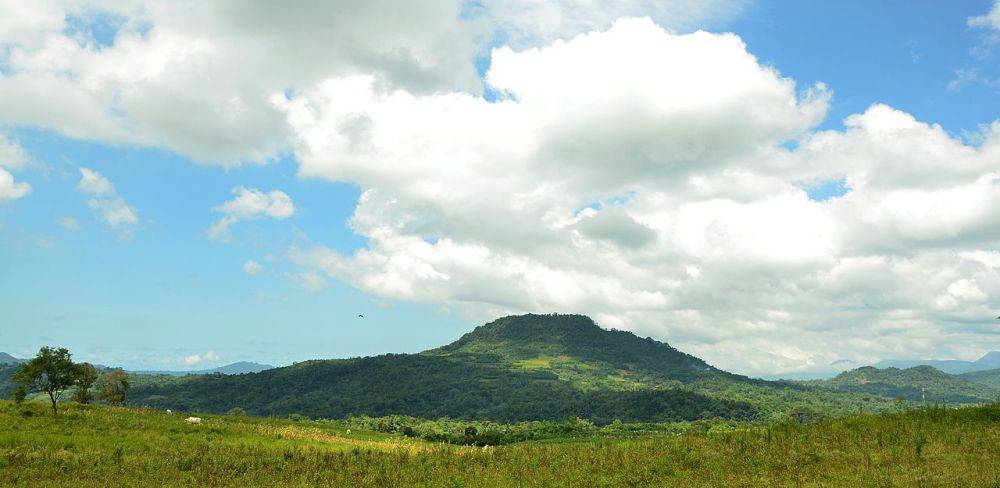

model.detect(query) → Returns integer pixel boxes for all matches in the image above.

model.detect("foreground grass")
[1,401,997,487]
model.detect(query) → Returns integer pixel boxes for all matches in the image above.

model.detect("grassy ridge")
[1,401,997,487]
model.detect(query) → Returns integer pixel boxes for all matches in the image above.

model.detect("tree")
[72,363,99,404]
[96,369,130,406]
[12,385,26,404]
[228,407,247,416]
[13,347,83,415]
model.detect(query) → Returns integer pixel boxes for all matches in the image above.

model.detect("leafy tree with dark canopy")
[13,346,83,414]
[72,363,100,404]
[97,369,131,406]
[12,385,26,404]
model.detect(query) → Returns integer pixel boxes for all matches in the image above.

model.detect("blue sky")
[1,0,998,374]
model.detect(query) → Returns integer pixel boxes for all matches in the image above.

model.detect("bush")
[228,407,247,416]
[12,385,26,404]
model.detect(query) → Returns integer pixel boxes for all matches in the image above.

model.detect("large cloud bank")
[0,2,997,374]
[282,19,999,374]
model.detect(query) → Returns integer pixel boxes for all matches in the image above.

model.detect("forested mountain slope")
[809,365,999,404]
[129,352,756,423]
[128,314,926,420]
[426,314,733,389]
[960,368,1000,390]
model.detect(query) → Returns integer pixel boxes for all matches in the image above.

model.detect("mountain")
[427,314,732,388]
[129,315,759,422]
[812,365,999,404]
[873,351,1000,374]
[0,352,24,364]
[0,364,20,398]
[960,368,1000,390]
[975,351,1000,370]
[131,361,275,376]
[128,314,916,421]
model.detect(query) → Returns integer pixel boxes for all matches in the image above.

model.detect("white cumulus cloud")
[0,167,31,202]
[282,19,1000,375]
[0,5,997,375]
[182,350,219,366]
[969,0,1000,31]
[0,133,31,202]
[208,187,294,242]
[77,168,139,235]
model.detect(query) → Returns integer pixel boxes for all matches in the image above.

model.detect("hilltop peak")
[975,351,1000,367]
[451,314,606,346]
[429,313,723,383]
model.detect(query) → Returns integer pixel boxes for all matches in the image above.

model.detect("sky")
[1,0,998,376]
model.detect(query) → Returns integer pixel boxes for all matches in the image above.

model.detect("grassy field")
[1,401,997,487]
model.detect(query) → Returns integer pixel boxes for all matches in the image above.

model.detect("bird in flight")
[358,314,365,318]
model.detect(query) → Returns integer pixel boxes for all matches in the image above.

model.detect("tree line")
[11,346,130,414]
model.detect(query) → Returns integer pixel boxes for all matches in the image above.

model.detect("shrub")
[12,385,26,404]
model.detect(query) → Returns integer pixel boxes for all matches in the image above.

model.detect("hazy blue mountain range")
[130,361,275,376]
[1,352,270,376]
[0,352,25,364]
[873,351,1000,374]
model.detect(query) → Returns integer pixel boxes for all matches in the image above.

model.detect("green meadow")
[2,400,997,487]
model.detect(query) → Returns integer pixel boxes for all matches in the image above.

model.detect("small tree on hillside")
[13,346,83,415]
[96,369,130,406]
[72,363,100,404]
[12,385,27,404]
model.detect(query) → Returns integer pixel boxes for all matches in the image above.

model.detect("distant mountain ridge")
[0,352,25,364]
[131,361,275,376]
[873,351,1000,374]
[960,368,1000,390]
[810,365,999,403]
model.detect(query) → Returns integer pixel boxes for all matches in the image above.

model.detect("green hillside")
[126,314,919,421]
[426,314,915,417]
[812,365,1000,403]
[130,352,756,423]
[2,400,997,487]
[427,314,732,388]
[961,368,1000,390]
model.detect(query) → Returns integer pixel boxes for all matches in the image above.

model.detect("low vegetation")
[1,401,997,486]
